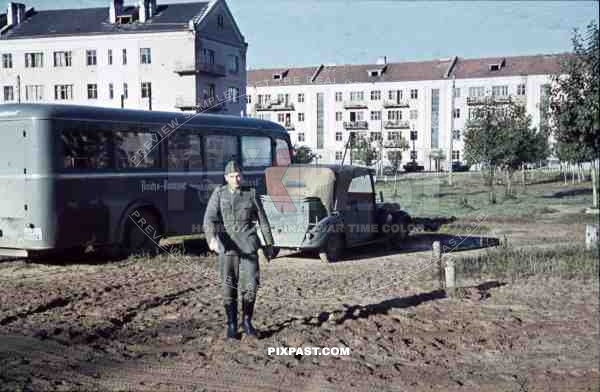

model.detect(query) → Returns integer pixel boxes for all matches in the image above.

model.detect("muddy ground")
[0,214,598,391]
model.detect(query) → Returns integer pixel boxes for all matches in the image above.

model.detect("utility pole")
[448,75,455,186]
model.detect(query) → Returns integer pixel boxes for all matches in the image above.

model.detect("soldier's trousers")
[219,253,260,306]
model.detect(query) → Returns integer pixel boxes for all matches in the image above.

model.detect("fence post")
[585,224,598,250]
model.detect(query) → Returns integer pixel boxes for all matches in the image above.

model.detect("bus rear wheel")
[123,209,163,256]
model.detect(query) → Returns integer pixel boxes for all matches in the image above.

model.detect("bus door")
[166,131,205,235]
[0,120,28,244]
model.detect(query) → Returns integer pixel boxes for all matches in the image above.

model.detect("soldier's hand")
[208,238,219,252]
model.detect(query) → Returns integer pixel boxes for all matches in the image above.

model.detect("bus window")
[61,127,111,169]
[205,134,238,171]
[115,131,160,169]
[241,136,271,167]
[168,133,203,171]
[274,138,292,166]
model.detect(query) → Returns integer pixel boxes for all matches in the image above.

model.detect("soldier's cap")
[224,160,242,175]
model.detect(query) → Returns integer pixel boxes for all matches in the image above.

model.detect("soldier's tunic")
[203,185,274,305]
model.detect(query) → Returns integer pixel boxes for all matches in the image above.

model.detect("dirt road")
[0,227,598,391]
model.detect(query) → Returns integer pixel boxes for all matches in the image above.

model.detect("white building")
[0,0,247,115]
[247,54,563,169]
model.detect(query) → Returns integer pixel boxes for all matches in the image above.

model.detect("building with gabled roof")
[247,54,564,168]
[0,0,247,115]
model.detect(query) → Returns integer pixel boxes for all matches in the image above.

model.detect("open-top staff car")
[260,164,411,262]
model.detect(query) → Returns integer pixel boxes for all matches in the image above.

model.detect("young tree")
[292,145,316,164]
[550,21,599,207]
[351,135,378,166]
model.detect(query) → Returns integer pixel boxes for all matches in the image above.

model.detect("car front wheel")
[319,233,345,263]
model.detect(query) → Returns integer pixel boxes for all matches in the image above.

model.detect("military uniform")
[203,164,273,339]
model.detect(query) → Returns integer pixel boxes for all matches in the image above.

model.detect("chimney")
[376,56,387,65]
[109,0,124,24]
[7,2,26,26]
[139,0,158,22]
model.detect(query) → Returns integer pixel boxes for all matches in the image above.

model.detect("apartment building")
[0,0,247,115]
[247,54,563,168]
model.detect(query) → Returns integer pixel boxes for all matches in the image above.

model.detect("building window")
[108,49,113,65]
[468,86,484,97]
[387,110,401,121]
[350,111,364,121]
[87,84,98,99]
[140,48,151,64]
[410,89,418,99]
[53,51,72,67]
[452,130,461,140]
[388,90,402,101]
[298,132,305,142]
[452,150,460,161]
[335,111,342,121]
[492,85,509,97]
[217,14,224,28]
[335,151,343,160]
[54,84,73,100]
[246,94,252,104]
[453,108,460,119]
[335,92,343,102]
[141,82,152,98]
[227,54,239,73]
[277,113,285,123]
[298,112,305,122]
[25,52,43,68]
[297,93,305,103]
[25,85,43,101]
[409,110,418,120]
[335,132,343,141]
[370,111,381,121]
[122,49,127,65]
[387,131,400,141]
[371,90,381,100]
[370,132,382,141]
[2,54,12,68]
[86,50,97,66]
[123,83,128,99]
[109,83,114,99]
[3,86,14,102]
[201,48,215,65]
[350,91,364,101]
[453,87,461,98]
[226,87,239,103]
[517,84,526,96]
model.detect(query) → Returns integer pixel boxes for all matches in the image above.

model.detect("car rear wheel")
[319,234,345,263]
[390,217,409,250]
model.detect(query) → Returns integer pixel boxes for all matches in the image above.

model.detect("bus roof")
[0,104,287,133]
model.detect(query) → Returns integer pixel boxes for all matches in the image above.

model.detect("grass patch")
[456,245,599,282]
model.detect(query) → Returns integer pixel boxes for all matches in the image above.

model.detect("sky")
[20,0,599,69]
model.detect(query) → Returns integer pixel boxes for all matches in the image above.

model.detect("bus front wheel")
[123,208,163,256]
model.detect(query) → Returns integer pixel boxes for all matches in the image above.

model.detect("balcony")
[383,120,410,129]
[466,96,513,106]
[255,101,295,111]
[383,100,409,108]
[175,97,227,113]
[343,100,368,109]
[343,121,368,130]
[173,62,227,77]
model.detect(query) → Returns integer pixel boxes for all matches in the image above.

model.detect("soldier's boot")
[242,299,258,338]
[225,303,238,339]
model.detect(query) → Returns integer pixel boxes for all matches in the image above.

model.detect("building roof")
[248,54,567,86]
[0,2,209,39]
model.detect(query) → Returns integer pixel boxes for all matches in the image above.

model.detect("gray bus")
[0,104,292,258]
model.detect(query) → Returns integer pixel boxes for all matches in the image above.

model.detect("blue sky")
[22,0,599,69]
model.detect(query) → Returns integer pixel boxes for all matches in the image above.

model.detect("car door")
[346,173,376,244]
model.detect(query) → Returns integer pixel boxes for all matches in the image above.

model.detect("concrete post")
[585,224,598,251]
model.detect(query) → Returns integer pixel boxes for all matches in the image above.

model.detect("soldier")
[203,160,274,340]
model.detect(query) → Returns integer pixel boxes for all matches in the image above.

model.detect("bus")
[0,104,292,258]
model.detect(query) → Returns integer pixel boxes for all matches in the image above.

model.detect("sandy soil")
[0,218,598,391]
